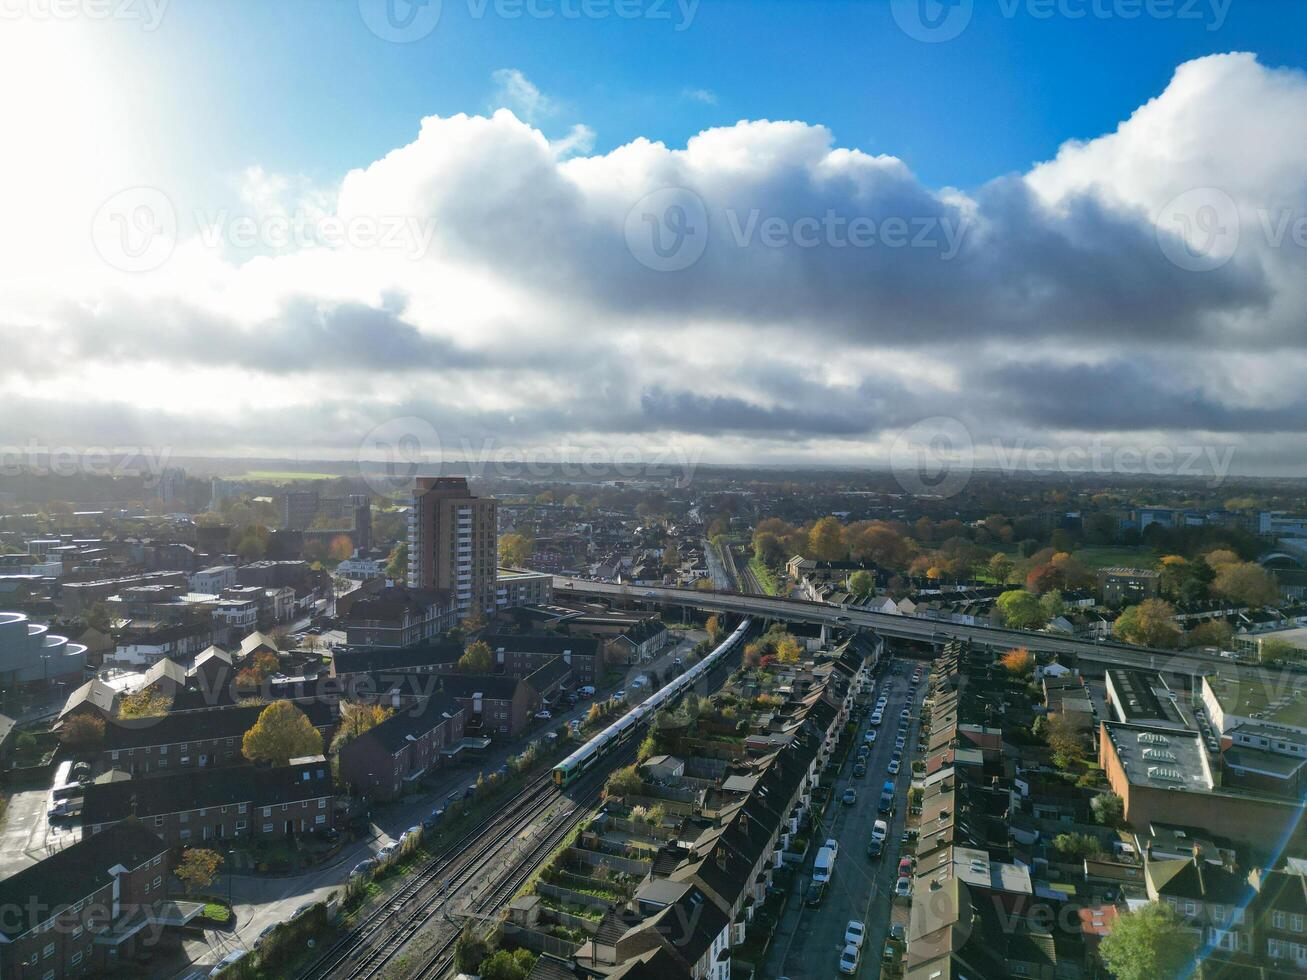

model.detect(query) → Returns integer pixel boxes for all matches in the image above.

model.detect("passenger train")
[552,618,753,786]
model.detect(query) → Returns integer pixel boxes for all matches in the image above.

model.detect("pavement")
[176,628,707,977]
[0,784,82,878]
[764,658,929,979]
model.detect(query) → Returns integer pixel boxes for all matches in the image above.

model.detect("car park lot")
[765,658,930,977]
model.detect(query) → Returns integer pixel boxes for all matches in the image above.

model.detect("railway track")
[300,771,558,980]
[413,747,632,979]
[309,623,749,980]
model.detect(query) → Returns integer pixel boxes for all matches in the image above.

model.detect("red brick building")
[82,757,335,846]
[337,692,464,800]
[0,822,197,979]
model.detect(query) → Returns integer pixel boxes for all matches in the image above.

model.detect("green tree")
[241,700,323,765]
[1114,599,1181,648]
[1091,792,1125,828]
[1259,637,1298,666]
[996,590,1048,630]
[1040,589,1066,621]
[458,640,493,673]
[807,516,846,561]
[847,570,875,596]
[1052,832,1101,860]
[605,764,642,798]
[175,848,223,895]
[453,929,490,974]
[479,949,536,980]
[1098,901,1198,980]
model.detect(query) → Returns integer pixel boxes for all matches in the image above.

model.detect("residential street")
[765,658,928,978]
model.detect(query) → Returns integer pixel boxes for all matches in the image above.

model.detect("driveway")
[0,786,81,878]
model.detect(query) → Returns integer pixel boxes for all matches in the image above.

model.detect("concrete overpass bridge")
[552,577,1294,689]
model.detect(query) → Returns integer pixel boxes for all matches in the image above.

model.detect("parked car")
[895,876,912,898]
[852,763,867,778]
[209,949,248,977]
[872,819,888,842]
[841,788,857,805]
[845,920,866,949]
[535,709,553,720]
[824,838,839,860]
[350,858,377,879]
[887,757,900,775]
[805,881,826,907]
[898,857,914,876]
[863,731,876,744]
[422,809,444,830]
[839,942,861,975]
[377,842,399,862]
[866,838,883,859]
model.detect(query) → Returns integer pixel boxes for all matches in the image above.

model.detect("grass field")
[238,470,340,482]
[1071,546,1159,570]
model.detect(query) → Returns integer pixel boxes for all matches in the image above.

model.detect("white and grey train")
[552,618,753,787]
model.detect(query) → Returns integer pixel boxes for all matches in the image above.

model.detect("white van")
[578,685,596,697]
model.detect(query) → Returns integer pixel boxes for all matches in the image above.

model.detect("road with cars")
[765,657,928,978]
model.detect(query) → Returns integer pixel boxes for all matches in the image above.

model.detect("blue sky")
[116,0,1307,193]
[5,0,1307,474]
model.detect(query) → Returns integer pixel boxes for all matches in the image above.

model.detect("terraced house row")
[508,633,879,979]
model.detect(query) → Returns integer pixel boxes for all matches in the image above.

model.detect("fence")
[501,922,583,958]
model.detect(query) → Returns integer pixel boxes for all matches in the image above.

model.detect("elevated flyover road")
[552,577,1293,688]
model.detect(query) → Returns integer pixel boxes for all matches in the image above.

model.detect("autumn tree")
[1114,599,1180,648]
[385,542,407,580]
[996,590,1048,630]
[458,640,493,673]
[1203,549,1241,572]
[774,634,802,664]
[236,650,280,688]
[175,848,223,895]
[328,534,354,562]
[118,689,172,719]
[242,700,323,765]
[59,714,105,749]
[1184,620,1233,650]
[807,516,846,561]
[498,532,533,568]
[1098,901,1198,980]
[331,701,395,752]
[1211,561,1279,607]
[987,553,1014,584]
[1001,647,1035,676]
[459,609,487,634]
[704,615,721,641]
[1045,713,1086,767]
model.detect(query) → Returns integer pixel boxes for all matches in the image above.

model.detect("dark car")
[422,808,445,830]
[866,838,883,859]
[806,881,826,907]
[853,763,867,778]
